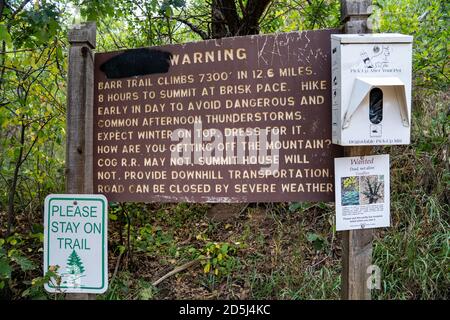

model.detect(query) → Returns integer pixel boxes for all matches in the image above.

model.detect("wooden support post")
[340,0,374,300]
[66,22,96,300]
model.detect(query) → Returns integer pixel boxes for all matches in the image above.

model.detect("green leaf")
[56,46,63,60]
[0,258,12,279]
[0,24,12,45]
[289,202,302,212]
[21,288,31,297]
[31,224,44,234]
[165,6,173,17]
[203,262,211,273]
[11,255,36,272]
[220,243,228,254]
[306,233,325,251]
[306,232,319,242]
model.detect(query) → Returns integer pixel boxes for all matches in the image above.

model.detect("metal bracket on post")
[66,22,96,300]
[340,0,374,300]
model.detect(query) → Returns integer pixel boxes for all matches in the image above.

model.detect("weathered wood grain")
[340,0,374,300]
[341,0,372,22]
[65,22,96,301]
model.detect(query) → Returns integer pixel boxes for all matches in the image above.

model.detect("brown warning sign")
[93,29,342,202]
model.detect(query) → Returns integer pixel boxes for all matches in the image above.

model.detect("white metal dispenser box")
[331,34,413,146]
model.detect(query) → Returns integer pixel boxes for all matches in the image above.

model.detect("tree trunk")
[211,0,272,38]
[6,121,25,237]
[207,0,272,219]
[211,0,230,38]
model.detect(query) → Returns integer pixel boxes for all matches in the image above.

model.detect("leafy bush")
[190,241,242,277]
[373,0,449,90]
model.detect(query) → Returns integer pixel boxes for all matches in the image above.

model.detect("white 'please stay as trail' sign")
[44,194,108,294]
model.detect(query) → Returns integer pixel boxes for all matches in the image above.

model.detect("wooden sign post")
[339,0,374,300]
[66,22,96,300]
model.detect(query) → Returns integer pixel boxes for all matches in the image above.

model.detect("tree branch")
[152,259,201,287]
[218,0,241,35]
[237,0,272,35]
[0,0,5,20]
[172,16,209,40]
[18,116,54,169]
[11,0,32,19]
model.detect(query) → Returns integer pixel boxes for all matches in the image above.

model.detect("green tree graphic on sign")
[66,250,85,275]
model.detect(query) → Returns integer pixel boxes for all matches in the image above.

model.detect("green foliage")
[192,241,241,277]
[0,1,67,247]
[136,280,157,300]
[260,0,340,33]
[11,2,62,48]
[160,0,186,16]
[134,224,173,254]
[102,271,157,300]
[72,0,115,22]
[0,24,12,45]
[372,89,449,299]
[0,256,12,289]
[288,202,329,213]
[21,266,62,299]
[0,234,37,294]
[306,232,327,251]
[103,271,133,300]
[372,0,449,90]
[372,192,449,299]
